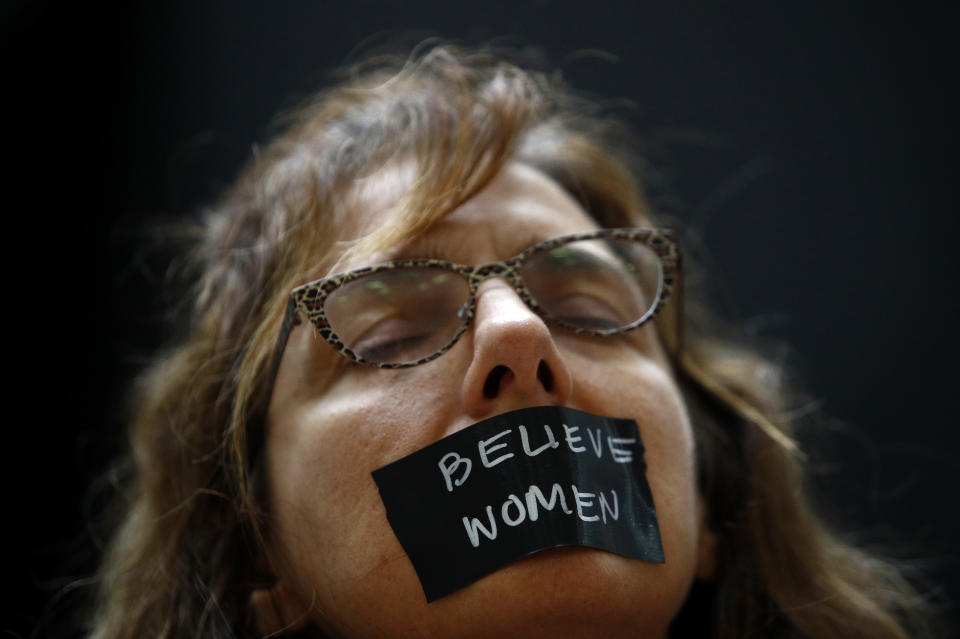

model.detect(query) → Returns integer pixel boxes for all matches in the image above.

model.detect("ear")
[694,497,719,581]
[249,582,311,636]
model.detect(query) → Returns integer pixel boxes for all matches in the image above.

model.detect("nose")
[461,280,573,418]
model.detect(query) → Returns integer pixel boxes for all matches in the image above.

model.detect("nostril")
[537,360,554,392]
[483,365,510,398]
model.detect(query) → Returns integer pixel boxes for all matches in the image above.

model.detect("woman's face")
[263,163,710,638]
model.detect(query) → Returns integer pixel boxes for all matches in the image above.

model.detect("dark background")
[6,1,958,636]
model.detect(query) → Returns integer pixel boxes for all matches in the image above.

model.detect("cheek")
[568,345,702,583]
[263,366,464,619]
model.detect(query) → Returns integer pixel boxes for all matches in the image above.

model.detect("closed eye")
[350,318,430,361]
[542,293,631,330]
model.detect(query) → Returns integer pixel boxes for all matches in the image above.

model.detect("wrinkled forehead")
[318,161,628,275]
[293,154,652,291]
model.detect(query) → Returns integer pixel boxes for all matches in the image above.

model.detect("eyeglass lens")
[322,237,663,365]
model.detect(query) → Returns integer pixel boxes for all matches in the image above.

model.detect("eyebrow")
[382,233,482,264]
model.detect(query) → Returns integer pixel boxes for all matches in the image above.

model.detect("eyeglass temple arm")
[265,297,300,396]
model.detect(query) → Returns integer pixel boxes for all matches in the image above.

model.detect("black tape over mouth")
[372,405,665,602]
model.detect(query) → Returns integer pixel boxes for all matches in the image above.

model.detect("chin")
[418,547,681,639]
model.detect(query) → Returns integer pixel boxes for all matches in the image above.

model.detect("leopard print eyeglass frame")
[265,227,681,381]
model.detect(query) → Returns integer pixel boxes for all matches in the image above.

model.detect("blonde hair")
[90,44,932,638]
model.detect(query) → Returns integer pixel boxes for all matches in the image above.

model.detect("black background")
[6,1,959,636]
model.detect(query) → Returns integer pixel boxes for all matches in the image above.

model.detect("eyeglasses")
[268,228,680,374]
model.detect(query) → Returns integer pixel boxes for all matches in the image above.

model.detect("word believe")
[438,422,637,493]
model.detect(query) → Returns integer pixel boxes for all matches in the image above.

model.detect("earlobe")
[249,582,312,636]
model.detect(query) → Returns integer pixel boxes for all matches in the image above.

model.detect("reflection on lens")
[520,238,662,332]
[325,267,470,364]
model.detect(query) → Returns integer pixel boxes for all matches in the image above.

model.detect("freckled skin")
[264,163,708,638]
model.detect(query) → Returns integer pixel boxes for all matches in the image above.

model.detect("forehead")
[335,162,601,271]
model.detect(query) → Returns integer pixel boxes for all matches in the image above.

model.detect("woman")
[90,44,931,638]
